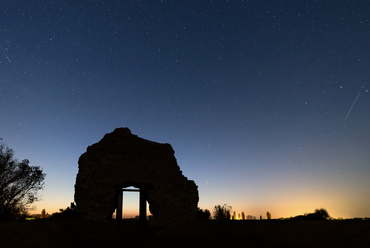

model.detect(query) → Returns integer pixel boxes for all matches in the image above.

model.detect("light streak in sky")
[345,92,361,121]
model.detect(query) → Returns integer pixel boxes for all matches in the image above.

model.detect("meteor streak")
[345,92,361,121]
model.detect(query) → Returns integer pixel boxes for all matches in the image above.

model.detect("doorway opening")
[113,186,151,227]
[123,188,140,219]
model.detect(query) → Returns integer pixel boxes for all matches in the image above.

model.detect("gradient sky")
[1,0,369,219]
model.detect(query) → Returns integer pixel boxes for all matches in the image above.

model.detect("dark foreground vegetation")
[0,218,369,248]
[0,141,46,221]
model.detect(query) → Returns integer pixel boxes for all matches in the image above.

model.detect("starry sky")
[1,0,370,219]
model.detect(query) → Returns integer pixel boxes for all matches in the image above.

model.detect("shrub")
[51,202,79,218]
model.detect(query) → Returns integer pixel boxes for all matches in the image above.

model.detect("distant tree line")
[196,205,345,222]
[291,208,330,221]
[197,204,275,221]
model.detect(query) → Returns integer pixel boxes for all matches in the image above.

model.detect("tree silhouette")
[40,209,46,219]
[241,212,245,220]
[213,204,231,220]
[314,208,330,220]
[266,211,272,220]
[0,143,45,221]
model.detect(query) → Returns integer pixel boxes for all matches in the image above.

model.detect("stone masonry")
[74,128,199,225]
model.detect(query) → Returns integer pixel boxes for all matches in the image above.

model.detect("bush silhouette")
[51,202,79,218]
[197,208,211,220]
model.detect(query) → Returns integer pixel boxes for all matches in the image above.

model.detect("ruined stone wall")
[74,128,199,225]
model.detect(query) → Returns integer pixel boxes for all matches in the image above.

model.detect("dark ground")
[0,219,369,248]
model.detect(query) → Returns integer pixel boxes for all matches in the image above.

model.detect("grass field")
[1,218,369,248]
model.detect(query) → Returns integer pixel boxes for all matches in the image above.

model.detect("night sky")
[1,0,370,219]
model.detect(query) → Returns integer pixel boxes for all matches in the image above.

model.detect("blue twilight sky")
[1,0,370,219]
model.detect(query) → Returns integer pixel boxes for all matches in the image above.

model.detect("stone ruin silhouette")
[74,128,199,226]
